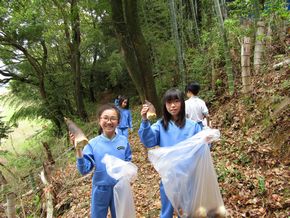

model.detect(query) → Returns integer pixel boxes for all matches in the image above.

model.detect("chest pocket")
[114,145,126,159]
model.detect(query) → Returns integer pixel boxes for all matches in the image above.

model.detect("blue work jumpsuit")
[117,108,133,138]
[138,119,201,218]
[77,134,132,218]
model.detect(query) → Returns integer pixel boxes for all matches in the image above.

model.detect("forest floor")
[5,66,289,217]
[51,67,289,218]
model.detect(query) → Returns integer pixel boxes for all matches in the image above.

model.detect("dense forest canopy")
[0,0,288,133]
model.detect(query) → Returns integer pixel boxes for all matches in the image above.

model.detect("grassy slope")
[0,96,43,154]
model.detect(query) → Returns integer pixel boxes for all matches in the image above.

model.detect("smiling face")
[99,109,119,138]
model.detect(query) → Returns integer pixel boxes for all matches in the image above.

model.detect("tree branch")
[0,69,36,85]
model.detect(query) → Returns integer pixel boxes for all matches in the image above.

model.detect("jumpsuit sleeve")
[125,142,132,161]
[128,110,133,129]
[194,122,202,134]
[76,144,95,175]
[138,120,160,148]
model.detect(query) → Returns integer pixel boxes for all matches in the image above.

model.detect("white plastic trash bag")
[102,154,137,218]
[148,129,226,217]
[113,177,136,218]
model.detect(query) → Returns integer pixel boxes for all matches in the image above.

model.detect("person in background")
[70,104,132,218]
[138,88,202,218]
[117,96,133,138]
[185,82,210,129]
[114,95,121,107]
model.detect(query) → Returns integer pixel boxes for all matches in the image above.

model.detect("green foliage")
[33,195,41,209]
[281,79,290,90]
[217,165,230,182]
[3,141,43,177]
[185,47,209,82]
[106,51,127,86]
[234,153,251,166]
[261,0,290,19]
[227,0,256,19]
[215,79,223,87]
[0,116,13,142]
[258,176,267,195]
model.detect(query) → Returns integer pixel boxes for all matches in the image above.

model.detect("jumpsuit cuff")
[140,120,150,128]
[77,157,85,166]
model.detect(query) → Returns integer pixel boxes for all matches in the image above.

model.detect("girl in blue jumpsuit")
[138,88,201,218]
[117,96,133,138]
[73,104,132,218]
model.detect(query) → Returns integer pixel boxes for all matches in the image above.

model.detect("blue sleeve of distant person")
[129,110,133,129]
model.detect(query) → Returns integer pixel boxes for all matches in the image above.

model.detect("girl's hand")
[205,136,213,143]
[69,132,76,147]
[141,104,149,120]
[69,132,83,158]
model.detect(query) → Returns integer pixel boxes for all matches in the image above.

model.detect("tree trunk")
[220,0,228,19]
[89,49,98,103]
[241,37,252,93]
[42,142,55,165]
[110,0,161,115]
[52,0,88,121]
[71,0,88,121]
[168,0,185,87]
[213,0,234,95]
[0,35,64,132]
[253,21,265,74]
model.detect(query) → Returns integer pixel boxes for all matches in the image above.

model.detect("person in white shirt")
[185,82,210,129]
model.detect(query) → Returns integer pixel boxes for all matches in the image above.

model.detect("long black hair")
[97,103,120,134]
[118,96,130,109]
[161,88,186,130]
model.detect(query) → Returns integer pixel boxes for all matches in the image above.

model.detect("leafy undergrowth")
[4,67,289,217]
[210,67,289,217]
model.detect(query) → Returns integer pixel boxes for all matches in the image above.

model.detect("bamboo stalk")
[213,0,234,95]
[254,21,265,74]
[168,0,185,87]
[6,192,17,218]
[189,0,201,45]
[241,37,252,93]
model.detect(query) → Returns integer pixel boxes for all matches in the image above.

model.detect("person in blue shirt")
[117,96,133,138]
[71,104,132,218]
[138,88,201,218]
[114,95,121,107]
